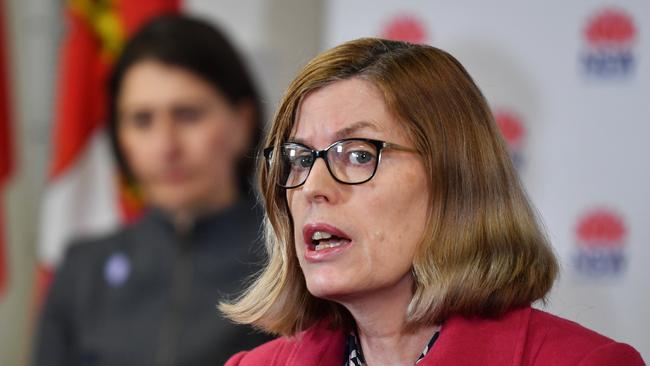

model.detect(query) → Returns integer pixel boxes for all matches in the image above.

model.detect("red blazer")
[226,307,644,365]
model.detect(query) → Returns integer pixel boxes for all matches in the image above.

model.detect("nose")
[153,114,181,160]
[299,157,339,203]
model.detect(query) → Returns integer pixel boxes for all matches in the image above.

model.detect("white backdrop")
[324,0,650,359]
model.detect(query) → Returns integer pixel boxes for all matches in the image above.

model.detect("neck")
[339,274,438,366]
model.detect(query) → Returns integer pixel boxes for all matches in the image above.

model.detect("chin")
[303,270,357,301]
[152,191,203,212]
[156,199,192,213]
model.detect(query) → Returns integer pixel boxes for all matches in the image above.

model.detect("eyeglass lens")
[277,139,379,187]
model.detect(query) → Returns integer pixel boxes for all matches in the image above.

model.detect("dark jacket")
[226,307,644,366]
[33,196,273,366]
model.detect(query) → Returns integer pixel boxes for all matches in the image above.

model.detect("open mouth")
[303,224,352,253]
[310,230,351,251]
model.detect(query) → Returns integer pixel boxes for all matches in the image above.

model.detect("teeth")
[314,240,343,251]
[312,231,333,241]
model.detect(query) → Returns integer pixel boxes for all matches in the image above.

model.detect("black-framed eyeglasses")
[263,138,418,189]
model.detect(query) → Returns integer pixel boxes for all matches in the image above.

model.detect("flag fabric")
[0,0,14,299]
[36,0,180,305]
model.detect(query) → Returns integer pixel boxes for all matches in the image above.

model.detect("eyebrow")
[288,120,381,145]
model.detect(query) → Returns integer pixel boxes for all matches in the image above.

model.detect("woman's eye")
[286,152,313,169]
[348,150,375,165]
[127,112,152,130]
[296,155,314,169]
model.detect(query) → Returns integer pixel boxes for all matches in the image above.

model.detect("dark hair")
[108,14,262,191]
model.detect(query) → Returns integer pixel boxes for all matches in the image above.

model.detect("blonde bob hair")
[220,38,558,336]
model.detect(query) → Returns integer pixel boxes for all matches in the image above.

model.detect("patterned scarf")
[344,326,441,365]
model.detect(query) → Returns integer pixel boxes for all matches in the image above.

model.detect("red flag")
[36,0,180,306]
[0,0,14,299]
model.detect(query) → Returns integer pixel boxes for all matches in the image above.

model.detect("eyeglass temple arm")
[382,142,418,153]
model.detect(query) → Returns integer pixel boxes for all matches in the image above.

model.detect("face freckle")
[287,77,430,302]
[371,231,385,243]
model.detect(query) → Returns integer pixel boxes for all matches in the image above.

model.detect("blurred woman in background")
[220,38,644,365]
[33,15,271,366]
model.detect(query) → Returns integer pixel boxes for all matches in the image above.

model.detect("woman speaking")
[220,38,644,365]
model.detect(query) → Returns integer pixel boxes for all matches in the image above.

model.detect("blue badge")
[104,252,131,287]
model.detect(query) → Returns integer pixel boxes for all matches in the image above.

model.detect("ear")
[231,99,256,156]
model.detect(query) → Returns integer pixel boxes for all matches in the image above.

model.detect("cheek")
[363,170,429,262]
[286,190,299,219]
[287,193,303,246]
[365,223,413,269]
[118,128,154,177]
[183,121,234,166]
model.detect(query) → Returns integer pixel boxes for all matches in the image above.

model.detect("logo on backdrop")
[574,208,627,278]
[380,14,428,44]
[493,108,526,171]
[581,7,637,78]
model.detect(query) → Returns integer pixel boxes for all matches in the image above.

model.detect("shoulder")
[60,227,132,269]
[59,209,165,267]
[429,307,644,366]
[41,225,135,312]
[224,337,296,366]
[224,321,345,366]
[524,308,644,365]
[53,216,157,286]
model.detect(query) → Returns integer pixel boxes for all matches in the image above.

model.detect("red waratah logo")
[581,7,637,77]
[380,15,428,44]
[576,209,626,247]
[494,109,525,149]
[584,8,636,48]
[493,108,525,170]
[574,208,627,277]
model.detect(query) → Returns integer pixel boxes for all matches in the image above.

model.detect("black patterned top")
[344,326,441,366]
